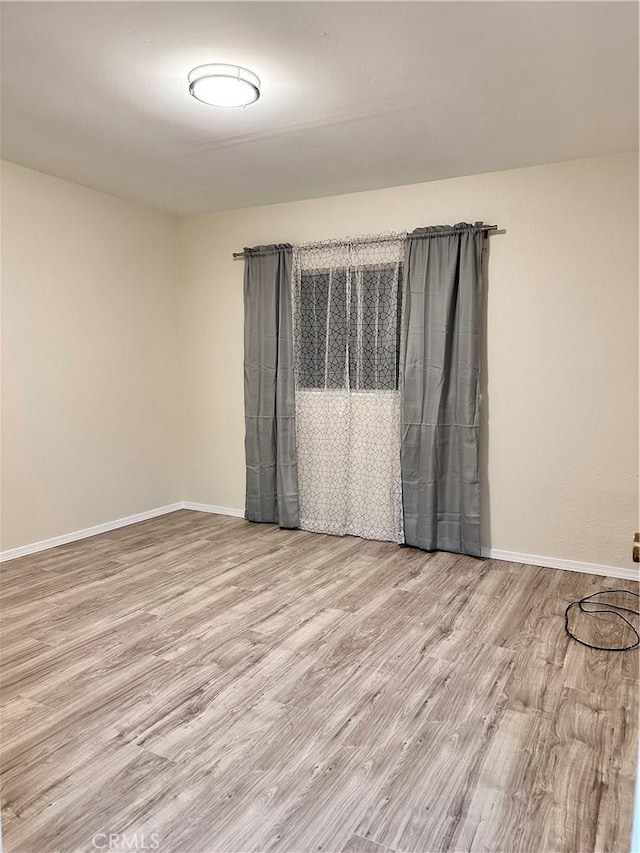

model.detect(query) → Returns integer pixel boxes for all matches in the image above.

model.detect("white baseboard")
[2,500,637,583]
[481,547,639,582]
[182,502,245,518]
[0,503,184,562]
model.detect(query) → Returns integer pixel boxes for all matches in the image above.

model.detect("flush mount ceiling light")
[188,64,260,108]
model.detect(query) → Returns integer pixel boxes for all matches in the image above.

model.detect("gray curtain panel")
[400,223,484,556]
[243,244,300,528]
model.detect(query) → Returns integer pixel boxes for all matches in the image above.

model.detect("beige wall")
[178,152,638,571]
[2,154,637,570]
[1,161,181,550]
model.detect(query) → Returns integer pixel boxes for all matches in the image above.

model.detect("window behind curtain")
[296,263,403,390]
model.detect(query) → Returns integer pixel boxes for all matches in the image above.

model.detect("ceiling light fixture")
[188,64,261,108]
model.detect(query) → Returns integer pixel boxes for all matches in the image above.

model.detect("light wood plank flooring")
[1,510,638,853]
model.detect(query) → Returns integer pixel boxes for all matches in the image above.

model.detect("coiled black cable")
[564,588,639,651]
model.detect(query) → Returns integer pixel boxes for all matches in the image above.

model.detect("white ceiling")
[1,1,637,215]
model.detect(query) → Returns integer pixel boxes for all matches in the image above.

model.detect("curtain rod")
[232,224,500,259]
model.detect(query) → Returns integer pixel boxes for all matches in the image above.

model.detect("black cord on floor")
[564,589,640,652]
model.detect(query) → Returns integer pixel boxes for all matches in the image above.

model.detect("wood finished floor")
[1,510,638,853]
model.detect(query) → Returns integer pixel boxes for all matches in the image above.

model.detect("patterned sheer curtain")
[292,237,404,543]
